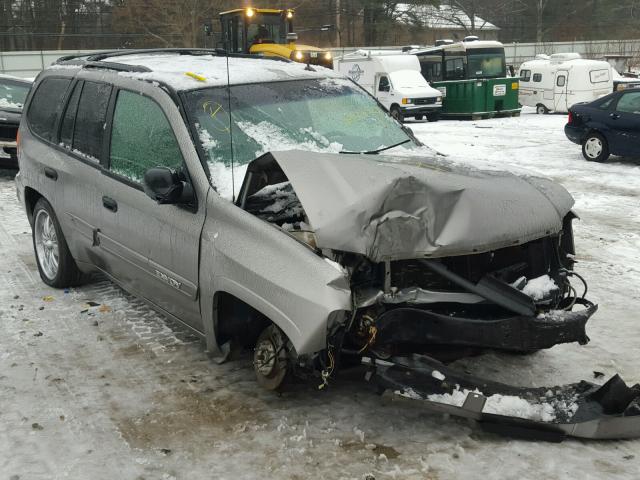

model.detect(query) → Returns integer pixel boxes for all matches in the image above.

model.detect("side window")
[556,75,566,87]
[519,69,531,82]
[445,57,465,80]
[27,77,71,141]
[533,73,542,83]
[109,90,183,183]
[59,81,83,148]
[73,81,112,161]
[616,91,640,115]
[378,76,390,92]
[598,97,614,110]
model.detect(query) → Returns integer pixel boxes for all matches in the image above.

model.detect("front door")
[376,74,392,109]
[609,90,640,156]
[98,88,205,331]
[554,70,568,112]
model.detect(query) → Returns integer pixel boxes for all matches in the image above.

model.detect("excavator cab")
[219,8,333,68]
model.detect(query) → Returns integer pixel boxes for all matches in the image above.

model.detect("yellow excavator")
[219,7,333,68]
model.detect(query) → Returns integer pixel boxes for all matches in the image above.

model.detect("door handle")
[102,196,118,213]
[44,167,58,181]
[610,113,620,120]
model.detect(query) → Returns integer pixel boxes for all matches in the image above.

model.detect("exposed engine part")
[244,181,305,225]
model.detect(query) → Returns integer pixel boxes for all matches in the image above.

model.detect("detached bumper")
[375,305,597,352]
[370,354,640,441]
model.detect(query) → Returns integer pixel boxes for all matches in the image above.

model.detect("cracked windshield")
[184,78,412,199]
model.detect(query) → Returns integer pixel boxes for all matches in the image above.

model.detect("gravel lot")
[1,108,639,479]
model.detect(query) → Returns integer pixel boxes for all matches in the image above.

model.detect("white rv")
[518,53,613,114]
[335,51,443,122]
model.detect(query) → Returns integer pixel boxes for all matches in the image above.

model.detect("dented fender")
[199,191,351,357]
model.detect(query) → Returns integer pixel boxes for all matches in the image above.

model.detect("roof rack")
[55,48,291,73]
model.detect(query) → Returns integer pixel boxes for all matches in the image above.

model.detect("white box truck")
[518,53,613,114]
[335,50,443,122]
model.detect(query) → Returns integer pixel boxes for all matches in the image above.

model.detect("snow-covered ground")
[1,108,639,479]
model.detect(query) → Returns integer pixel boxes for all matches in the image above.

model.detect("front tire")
[390,106,404,123]
[32,198,83,288]
[582,132,610,162]
[414,114,424,121]
[253,324,290,391]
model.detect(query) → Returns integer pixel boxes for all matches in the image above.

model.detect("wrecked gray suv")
[16,50,640,440]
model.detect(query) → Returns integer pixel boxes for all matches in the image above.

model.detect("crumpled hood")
[267,150,575,262]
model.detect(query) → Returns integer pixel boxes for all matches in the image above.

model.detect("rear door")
[609,90,640,156]
[58,80,113,267]
[97,88,205,331]
[554,70,569,112]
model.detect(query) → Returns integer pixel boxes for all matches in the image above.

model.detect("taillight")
[567,111,574,125]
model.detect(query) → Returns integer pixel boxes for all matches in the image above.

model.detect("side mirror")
[143,166,193,205]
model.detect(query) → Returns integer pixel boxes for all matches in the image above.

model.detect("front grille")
[413,97,437,105]
[390,236,557,291]
[0,124,18,142]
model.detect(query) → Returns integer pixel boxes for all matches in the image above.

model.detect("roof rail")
[85,48,224,61]
[55,48,291,72]
[56,59,151,73]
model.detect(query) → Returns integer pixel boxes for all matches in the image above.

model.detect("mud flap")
[367,355,640,441]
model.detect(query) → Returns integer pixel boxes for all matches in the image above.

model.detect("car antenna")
[225,49,236,203]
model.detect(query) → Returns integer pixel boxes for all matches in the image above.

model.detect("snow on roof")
[0,73,33,84]
[397,4,499,31]
[53,53,339,90]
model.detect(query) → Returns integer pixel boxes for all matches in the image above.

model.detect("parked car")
[565,87,640,162]
[16,49,640,440]
[0,74,32,168]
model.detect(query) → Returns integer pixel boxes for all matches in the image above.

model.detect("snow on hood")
[263,150,575,262]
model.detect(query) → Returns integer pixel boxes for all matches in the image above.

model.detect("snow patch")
[521,274,558,301]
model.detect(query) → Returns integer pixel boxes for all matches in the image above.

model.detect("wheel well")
[390,103,400,111]
[582,129,605,144]
[24,187,43,225]
[214,291,272,349]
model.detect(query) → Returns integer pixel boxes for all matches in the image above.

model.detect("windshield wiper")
[340,139,411,155]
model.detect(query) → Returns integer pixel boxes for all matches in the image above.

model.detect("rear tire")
[32,198,84,288]
[536,104,549,115]
[582,132,610,162]
[390,106,404,123]
[427,113,440,122]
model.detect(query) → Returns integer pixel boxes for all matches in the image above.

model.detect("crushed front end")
[342,211,596,358]
[237,151,640,440]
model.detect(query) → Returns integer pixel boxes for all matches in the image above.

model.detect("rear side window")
[532,73,542,82]
[598,97,614,110]
[73,81,112,161]
[109,90,183,183]
[27,77,71,141]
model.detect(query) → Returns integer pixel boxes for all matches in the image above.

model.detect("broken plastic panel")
[369,355,640,441]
